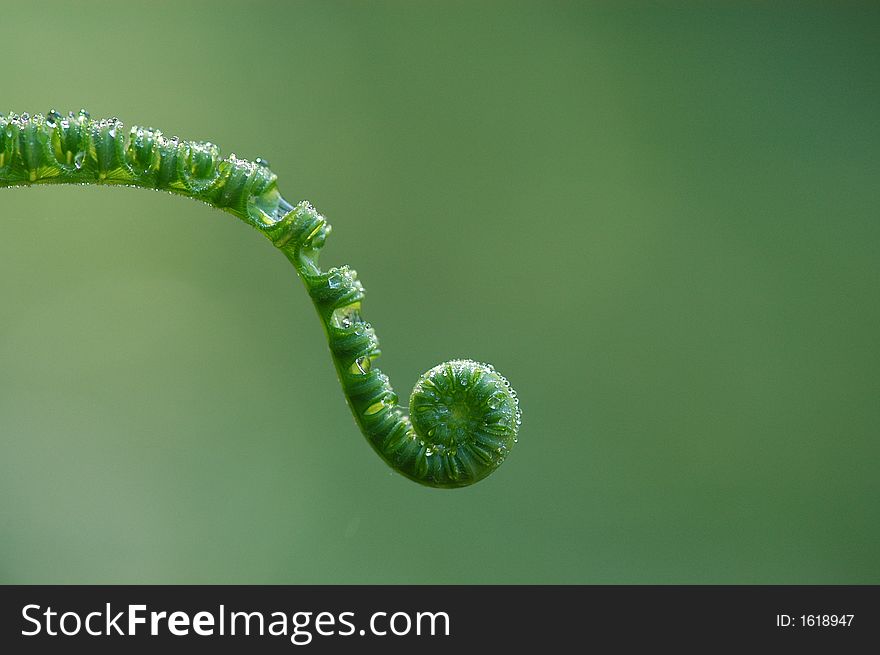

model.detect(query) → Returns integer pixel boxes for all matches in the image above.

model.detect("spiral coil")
[0,111,522,487]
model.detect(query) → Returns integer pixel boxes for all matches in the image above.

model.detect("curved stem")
[1,111,521,487]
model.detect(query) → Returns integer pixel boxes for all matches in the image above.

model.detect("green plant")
[0,111,521,488]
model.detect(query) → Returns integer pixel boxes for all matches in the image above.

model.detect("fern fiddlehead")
[0,111,521,488]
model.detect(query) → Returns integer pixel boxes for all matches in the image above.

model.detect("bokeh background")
[1,1,878,584]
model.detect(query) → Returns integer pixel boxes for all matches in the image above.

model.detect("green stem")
[1,111,521,487]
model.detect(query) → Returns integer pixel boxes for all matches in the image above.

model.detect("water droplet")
[45,109,61,127]
[73,151,85,169]
[425,448,434,457]
[78,109,90,119]
[330,303,361,329]
[255,157,270,167]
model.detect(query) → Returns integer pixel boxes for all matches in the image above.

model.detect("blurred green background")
[1,1,878,583]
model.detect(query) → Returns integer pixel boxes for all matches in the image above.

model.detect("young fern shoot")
[0,111,522,488]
